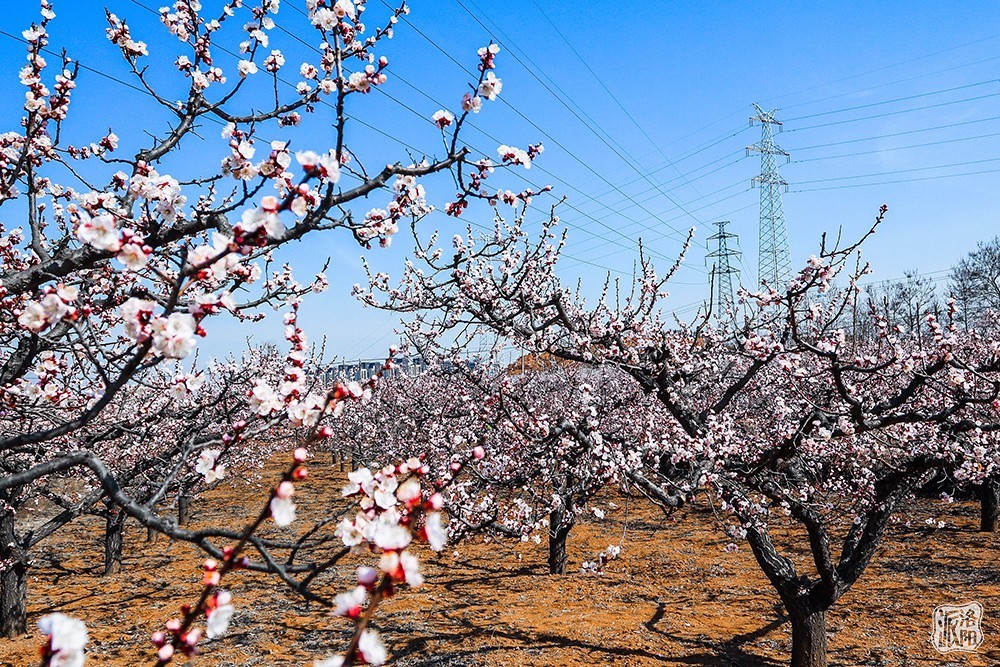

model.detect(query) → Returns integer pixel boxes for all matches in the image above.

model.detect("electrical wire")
[787,91,1000,133]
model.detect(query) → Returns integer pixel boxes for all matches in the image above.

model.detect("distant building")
[321,354,427,384]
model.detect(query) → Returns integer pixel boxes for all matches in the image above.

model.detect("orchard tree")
[334,347,668,575]
[863,269,939,343]
[363,202,1000,667]
[949,235,1000,323]
[0,0,540,661]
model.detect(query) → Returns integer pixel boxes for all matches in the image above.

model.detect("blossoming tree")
[333,354,661,574]
[363,203,1000,667]
[0,1,539,662]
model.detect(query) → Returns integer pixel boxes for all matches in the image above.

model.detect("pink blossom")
[373,513,411,550]
[432,109,454,129]
[461,92,482,113]
[237,59,258,77]
[116,241,149,270]
[269,495,296,526]
[17,301,47,333]
[205,591,234,639]
[379,549,422,587]
[424,512,446,551]
[358,629,387,666]
[334,0,356,20]
[357,565,379,586]
[478,72,502,100]
[195,449,225,483]
[150,313,198,359]
[76,213,120,251]
[314,657,345,667]
[332,585,367,618]
[296,150,340,183]
[38,613,87,667]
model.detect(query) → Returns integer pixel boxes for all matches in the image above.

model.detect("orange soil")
[2,456,998,666]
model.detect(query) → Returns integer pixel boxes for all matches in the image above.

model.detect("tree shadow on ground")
[389,598,789,666]
[644,600,786,666]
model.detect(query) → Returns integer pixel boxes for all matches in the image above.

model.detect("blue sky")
[3,1,1000,360]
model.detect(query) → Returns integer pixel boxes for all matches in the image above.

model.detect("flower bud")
[357,565,378,587]
[426,492,444,511]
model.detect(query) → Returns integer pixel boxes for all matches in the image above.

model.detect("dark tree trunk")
[0,509,27,637]
[980,478,999,533]
[104,503,126,575]
[744,524,833,667]
[145,503,158,543]
[177,488,192,526]
[787,602,828,667]
[547,506,573,575]
[331,447,354,471]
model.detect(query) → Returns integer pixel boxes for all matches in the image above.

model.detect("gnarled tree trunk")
[980,478,999,532]
[104,502,127,575]
[547,505,574,575]
[177,486,193,526]
[0,509,27,637]
[745,523,834,667]
[787,602,828,667]
[146,503,159,543]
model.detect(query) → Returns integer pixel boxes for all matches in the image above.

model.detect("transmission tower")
[748,103,792,289]
[706,220,741,323]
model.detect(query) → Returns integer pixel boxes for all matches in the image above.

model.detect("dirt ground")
[2,456,998,666]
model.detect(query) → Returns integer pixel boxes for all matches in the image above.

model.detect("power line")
[791,165,1000,192]
[379,0,752,211]
[780,55,1000,114]
[768,30,1000,110]
[523,0,728,219]
[279,2,706,264]
[859,267,954,289]
[374,0,758,279]
[437,0,708,240]
[566,180,749,259]
[784,79,999,122]
[549,148,750,238]
[123,0,696,270]
[791,114,1000,151]
[789,129,1000,164]
[628,31,1000,163]
[563,200,759,271]
[794,156,1000,185]
[788,91,1000,133]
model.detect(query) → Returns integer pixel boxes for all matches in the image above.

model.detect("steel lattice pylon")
[706,220,741,324]
[748,103,791,289]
